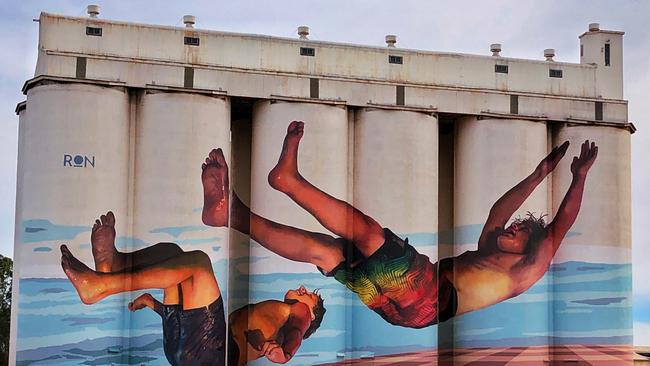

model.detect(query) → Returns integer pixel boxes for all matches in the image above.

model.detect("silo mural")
[11,10,634,366]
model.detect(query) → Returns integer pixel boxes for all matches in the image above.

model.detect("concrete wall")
[30,13,630,129]
[36,13,605,98]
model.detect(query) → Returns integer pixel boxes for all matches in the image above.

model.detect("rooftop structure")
[23,12,631,130]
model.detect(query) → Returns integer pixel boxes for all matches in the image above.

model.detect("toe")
[288,121,298,132]
[215,148,227,165]
[61,254,70,269]
[209,148,220,162]
[107,211,115,226]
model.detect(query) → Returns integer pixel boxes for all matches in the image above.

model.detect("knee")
[311,238,345,272]
[358,219,384,244]
[155,242,183,255]
[185,250,213,271]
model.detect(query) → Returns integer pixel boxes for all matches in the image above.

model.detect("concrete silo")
[453,116,550,359]
[131,90,231,316]
[19,82,130,266]
[11,9,635,365]
[15,83,131,358]
[550,124,632,361]
[249,99,350,356]
[353,108,439,349]
[132,91,231,242]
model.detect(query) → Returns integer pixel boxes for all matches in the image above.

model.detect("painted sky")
[0,0,648,344]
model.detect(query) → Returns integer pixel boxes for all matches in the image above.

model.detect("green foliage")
[0,255,12,366]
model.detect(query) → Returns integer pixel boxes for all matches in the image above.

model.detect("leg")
[200,149,345,272]
[268,121,384,257]
[61,245,220,309]
[232,192,343,273]
[91,211,184,273]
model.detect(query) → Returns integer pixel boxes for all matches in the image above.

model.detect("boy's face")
[496,222,532,254]
[285,285,319,320]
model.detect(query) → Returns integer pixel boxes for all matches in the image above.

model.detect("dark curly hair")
[303,291,326,339]
[511,211,548,247]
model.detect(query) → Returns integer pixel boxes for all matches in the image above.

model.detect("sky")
[0,0,648,344]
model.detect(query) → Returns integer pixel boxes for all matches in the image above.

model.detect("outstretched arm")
[534,140,598,262]
[478,141,570,246]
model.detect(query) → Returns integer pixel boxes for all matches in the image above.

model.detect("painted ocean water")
[15,261,631,366]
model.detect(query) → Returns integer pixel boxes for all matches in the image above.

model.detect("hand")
[128,293,154,311]
[262,340,287,363]
[571,140,598,178]
[535,141,570,177]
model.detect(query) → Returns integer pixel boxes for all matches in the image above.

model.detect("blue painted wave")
[21,219,89,243]
[15,261,631,365]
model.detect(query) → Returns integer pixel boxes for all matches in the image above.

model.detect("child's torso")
[229,301,291,365]
[448,250,524,315]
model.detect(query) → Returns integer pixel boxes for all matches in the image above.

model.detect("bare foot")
[91,211,118,273]
[129,293,154,312]
[202,148,229,227]
[61,245,106,305]
[268,121,304,192]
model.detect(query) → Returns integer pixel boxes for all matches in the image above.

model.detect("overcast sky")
[1,0,648,343]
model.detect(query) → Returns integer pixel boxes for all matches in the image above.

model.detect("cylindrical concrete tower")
[551,124,632,362]
[453,117,549,357]
[133,90,231,279]
[18,83,130,273]
[15,83,131,353]
[130,91,231,346]
[249,100,350,358]
[133,91,230,235]
[9,104,27,366]
[353,108,439,349]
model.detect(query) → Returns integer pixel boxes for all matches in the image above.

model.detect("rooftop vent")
[544,48,555,61]
[589,23,600,32]
[298,26,310,39]
[490,43,502,56]
[385,35,397,48]
[183,15,196,28]
[87,5,99,18]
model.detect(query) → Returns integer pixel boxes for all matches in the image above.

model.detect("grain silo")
[11,7,634,365]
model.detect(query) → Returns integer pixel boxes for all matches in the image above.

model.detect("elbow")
[278,354,292,364]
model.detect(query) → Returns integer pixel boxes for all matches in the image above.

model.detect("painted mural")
[13,115,632,366]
